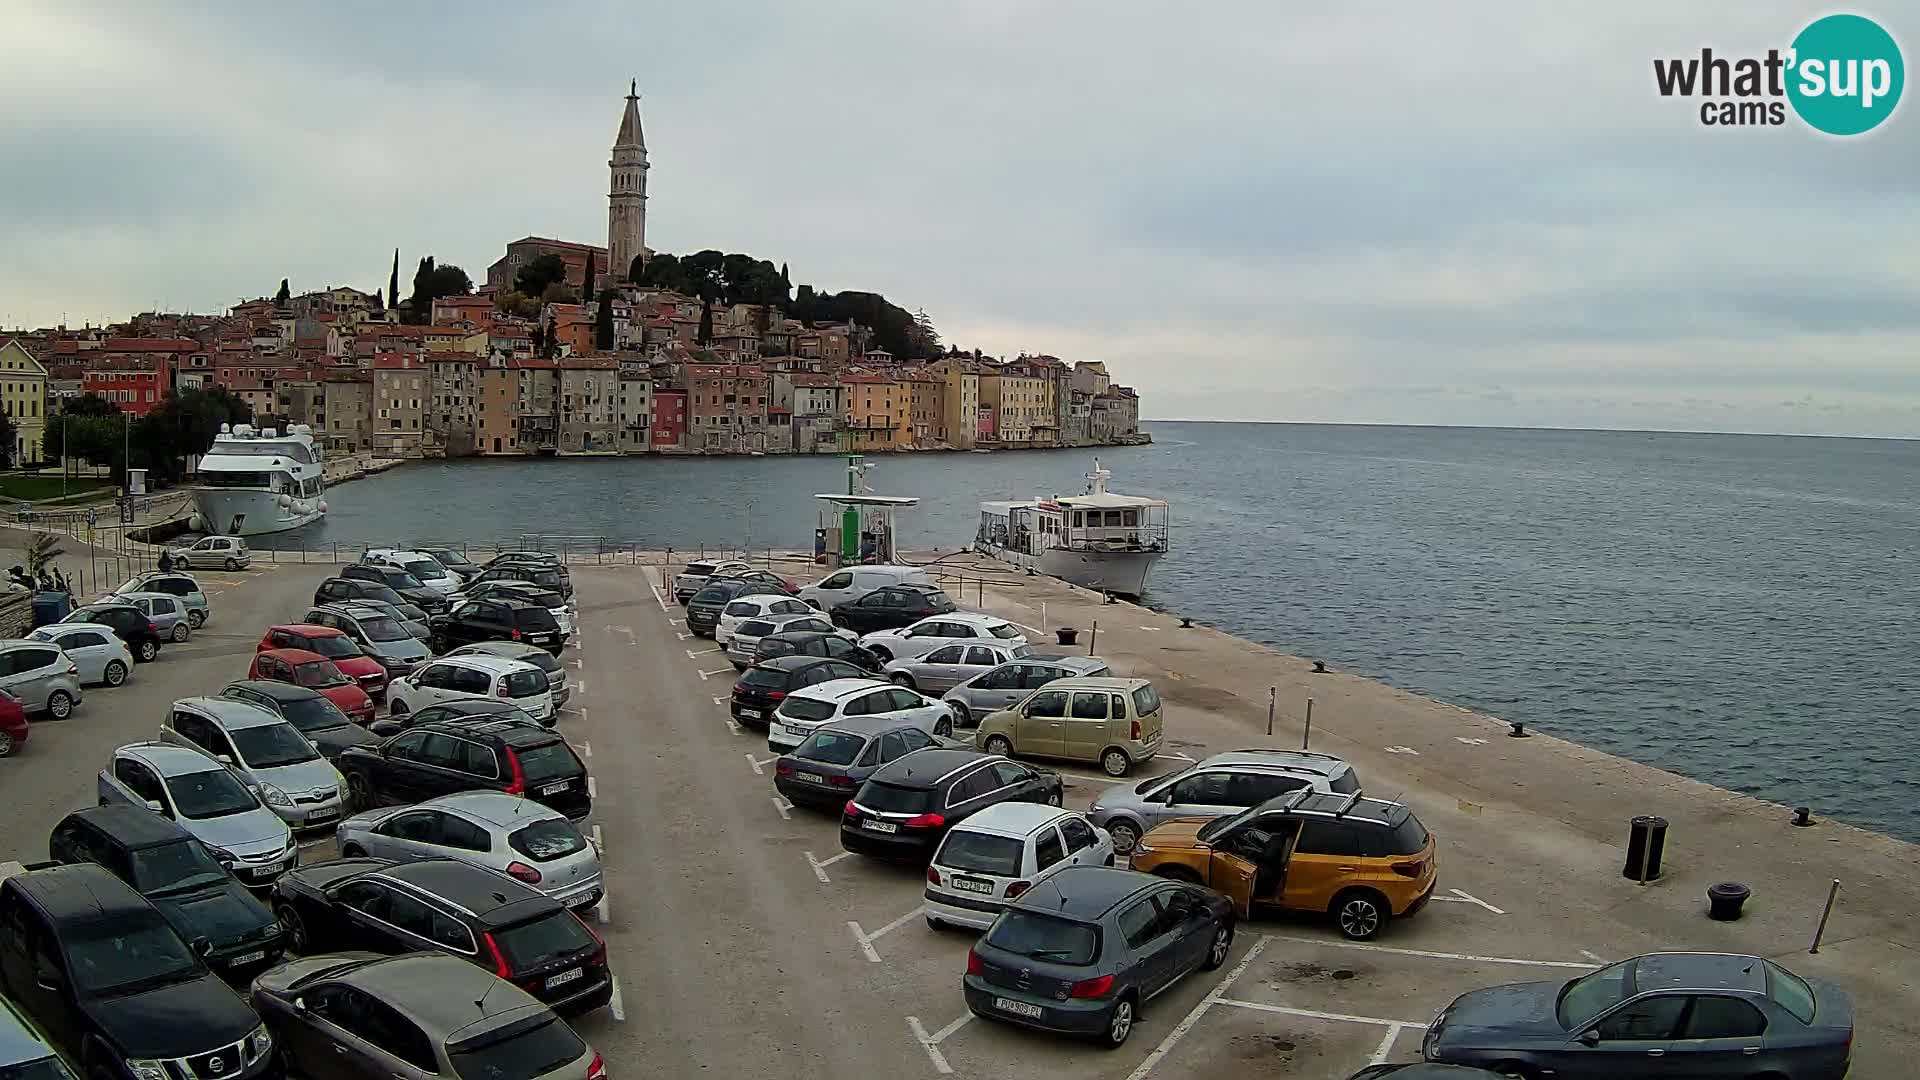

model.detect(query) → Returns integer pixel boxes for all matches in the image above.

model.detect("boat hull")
[191,489,324,536]
[976,544,1162,599]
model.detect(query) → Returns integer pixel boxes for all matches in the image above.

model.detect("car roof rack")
[1331,790,1366,817]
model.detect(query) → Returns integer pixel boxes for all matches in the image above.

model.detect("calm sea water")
[295,424,1920,842]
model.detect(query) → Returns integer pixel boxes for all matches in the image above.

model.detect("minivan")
[973,677,1164,777]
[799,564,934,610]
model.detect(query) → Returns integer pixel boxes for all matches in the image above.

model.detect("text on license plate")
[540,781,569,795]
[796,772,826,785]
[545,968,584,990]
[863,820,898,834]
[232,951,267,966]
[993,997,1044,1019]
[739,708,762,719]
[949,877,995,895]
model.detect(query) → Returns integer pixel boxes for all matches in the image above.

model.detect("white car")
[28,622,135,687]
[797,564,934,610]
[363,548,461,595]
[858,612,1028,663]
[166,535,250,571]
[925,804,1115,931]
[716,594,814,648]
[767,678,955,752]
[672,559,754,604]
[387,654,557,724]
[726,611,847,668]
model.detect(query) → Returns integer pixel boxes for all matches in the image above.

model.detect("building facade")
[0,340,48,465]
[559,357,619,453]
[607,82,651,282]
[371,354,427,457]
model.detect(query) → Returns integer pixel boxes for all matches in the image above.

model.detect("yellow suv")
[1128,790,1436,940]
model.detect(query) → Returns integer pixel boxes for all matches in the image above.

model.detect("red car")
[0,689,26,757]
[258,623,388,698]
[249,648,376,724]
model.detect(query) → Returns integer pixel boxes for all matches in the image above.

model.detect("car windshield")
[280,696,352,734]
[449,1018,584,1080]
[305,634,360,659]
[984,910,1098,965]
[66,918,202,997]
[503,669,549,697]
[1010,645,1036,658]
[936,831,1025,876]
[130,840,230,896]
[168,769,260,818]
[231,722,320,768]
[988,623,1023,640]
[1765,961,1817,1023]
[859,781,934,814]
[359,616,411,642]
[509,820,588,862]
[1556,959,1635,1029]
[514,741,580,783]
[383,569,425,589]
[0,1056,78,1080]
[778,697,837,722]
[511,588,564,609]
[426,549,471,567]
[491,911,594,971]
[796,731,866,765]
[693,585,738,604]
[1197,804,1263,843]
[402,560,442,579]
[742,666,794,689]
[512,606,559,630]
[294,661,348,688]
[360,584,407,606]
[1139,765,1193,794]
[737,620,778,637]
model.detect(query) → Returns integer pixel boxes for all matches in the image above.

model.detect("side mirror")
[292,996,308,1012]
[144,799,164,813]
[191,936,213,958]
[216,754,234,766]
[1578,1030,1601,1048]
[371,721,400,737]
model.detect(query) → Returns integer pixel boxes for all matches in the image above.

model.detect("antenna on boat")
[1086,458,1110,496]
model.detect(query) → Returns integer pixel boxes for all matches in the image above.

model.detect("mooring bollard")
[1809,879,1841,953]
[1792,806,1814,827]
[1508,721,1529,738]
[1624,816,1668,883]
[1265,687,1276,736]
[1087,620,1098,656]
[1302,696,1313,749]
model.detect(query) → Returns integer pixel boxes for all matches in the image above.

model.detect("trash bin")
[1056,627,1079,646]
[1622,815,1668,881]
[1707,882,1750,921]
[30,591,70,628]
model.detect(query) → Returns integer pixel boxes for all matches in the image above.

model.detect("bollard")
[1266,687,1276,736]
[1087,620,1098,656]
[1041,602,1048,634]
[1180,616,1192,628]
[1809,879,1840,953]
[1303,697,1313,750]
[1792,806,1814,827]
[1508,721,1529,738]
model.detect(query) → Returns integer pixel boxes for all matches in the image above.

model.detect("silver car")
[97,741,297,887]
[885,640,1034,695]
[726,611,843,668]
[115,571,211,628]
[27,623,134,687]
[157,696,348,832]
[0,639,83,718]
[940,654,1113,729]
[335,791,604,910]
[1087,748,1361,854]
[116,591,192,642]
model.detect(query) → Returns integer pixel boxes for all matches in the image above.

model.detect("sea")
[287,423,1920,843]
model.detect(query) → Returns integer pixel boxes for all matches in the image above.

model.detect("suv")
[730,656,870,729]
[840,748,1063,862]
[46,806,282,979]
[456,581,575,639]
[270,858,611,1016]
[388,655,556,725]
[158,697,348,833]
[96,743,297,888]
[430,597,565,654]
[164,535,250,571]
[110,572,210,629]
[60,603,162,663]
[0,641,82,720]
[257,623,388,698]
[673,559,752,603]
[361,549,460,594]
[769,677,954,752]
[338,564,448,614]
[0,865,275,1079]
[1129,790,1438,940]
[311,578,429,623]
[685,580,782,638]
[446,641,570,708]
[1090,749,1361,855]
[303,603,431,676]
[338,718,591,820]
[942,655,1113,728]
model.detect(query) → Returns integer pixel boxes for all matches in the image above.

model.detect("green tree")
[275,278,290,303]
[581,257,596,306]
[495,291,542,319]
[388,248,400,311]
[404,259,472,321]
[594,290,616,351]
[539,282,578,305]
[697,299,713,345]
[515,254,570,298]
[25,532,63,577]
[540,313,559,359]
[62,393,119,418]
[0,410,16,469]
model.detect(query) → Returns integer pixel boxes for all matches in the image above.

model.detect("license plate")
[796,772,826,785]
[532,634,554,644]
[246,866,276,880]
[308,809,338,823]
[863,820,898,834]
[540,781,569,795]
[740,707,762,719]
[233,950,267,966]
[993,997,1044,1019]
[949,876,995,895]
[545,968,583,990]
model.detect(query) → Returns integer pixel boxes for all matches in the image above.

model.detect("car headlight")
[246,1022,274,1062]
[209,846,236,867]
[125,1060,168,1080]
[258,783,292,807]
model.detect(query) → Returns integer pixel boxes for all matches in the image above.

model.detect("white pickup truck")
[671,559,753,604]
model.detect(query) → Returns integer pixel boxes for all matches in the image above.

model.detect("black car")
[841,748,1063,861]
[829,584,958,635]
[367,698,542,736]
[312,577,429,622]
[63,603,163,663]
[731,656,872,729]
[0,864,276,1079]
[416,546,480,581]
[337,718,591,820]
[775,716,959,811]
[686,580,784,638]
[338,564,448,615]
[45,806,283,981]
[471,562,572,602]
[269,858,611,1017]
[219,680,380,761]
[429,598,564,654]
[754,630,883,671]
[1348,1067,1508,1079]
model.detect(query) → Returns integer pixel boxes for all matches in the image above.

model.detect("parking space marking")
[677,632,694,641]
[906,1014,971,1075]
[847,906,925,964]
[604,624,635,640]
[771,796,792,821]
[1138,625,1162,632]
[595,894,611,924]
[1214,998,1429,1029]
[805,849,852,884]
[1165,751,1196,762]
[573,740,591,759]
[1580,949,1605,963]
[697,667,733,679]
[1370,1023,1408,1065]
[588,825,603,856]
[726,718,742,735]
[1385,745,1420,755]
[686,647,723,658]
[646,580,669,612]
[1437,888,1505,914]
[574,678,588,697]
[570,658,583,669]
[609,977,625,1021]
[848,922,883,963]
[1124,935,1271,1080]
[587,776,598,798]
[711,696,727,706]
[1267,935,1598,969]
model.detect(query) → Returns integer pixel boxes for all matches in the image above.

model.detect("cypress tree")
[582,256,597,304]
[388,249,400,311]
[274,279,290,303]
[594,290,616,351]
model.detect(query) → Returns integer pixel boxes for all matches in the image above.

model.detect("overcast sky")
[4,2,1915,435]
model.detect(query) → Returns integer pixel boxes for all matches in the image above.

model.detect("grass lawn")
[0,474,117,502]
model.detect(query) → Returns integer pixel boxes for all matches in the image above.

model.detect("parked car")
[248,648,376,724]
[27,623,134,688]
[453,582,575,639]
[754,629,882,671]
[111,572,211,628]
[0,990,76,1080]
[715,593,814,648]
[927,804,1115,931]
[799,564,935,610]
[269,858,612,1016]
[975,676,1165,777]
[829,583,958,635]
[158,696,349,833]
[1090,749,1361,855]
[448,641,571,708]
[1424,952,1855,1080]
[337,717,591,820]
[312,577,430,623]
[0,691,25,758]
[772,717,961,811]
[416,545,481,582]
[429,597,565,655]
[257,623,388,698]
[714,568,798,594]
[0,864,276,1080]
[0,641,83,719]
[840,748,1063,862]
[220,680,381,761]
[685,580,784,638]
[942,655,1113,728]
[46,805,283,980]
[860,611,1027,664]
[114,592,192,643]
[97,742,297,888]
[335,792,602,910]
[60,603,162,663]
[366,698,542,737]
[362,548,461,594]
[340,563,449,615]
[388,655,556,725]
[471,561,573,604]
[730,656,871,729]
[1347,1067,1508,1080]
[361,598,433,641]
[726,612,843,668]
[1130,790,1438,940]
[252,952,605,1080]
[886,641,1034,695]
[963,866,1235,1049]
[164,534,251,571]
[769,677,956,752]
[673,559,752,604]
[302,603,432,676]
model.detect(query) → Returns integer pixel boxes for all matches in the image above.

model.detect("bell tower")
[607,80,649,283]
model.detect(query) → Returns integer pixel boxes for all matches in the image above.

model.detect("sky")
[3,2,1916,436]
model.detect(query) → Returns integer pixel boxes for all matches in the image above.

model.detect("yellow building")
[0,340,49,466]
[842,374,909,451]
[979,363,1051,445]
[929,358,979,449]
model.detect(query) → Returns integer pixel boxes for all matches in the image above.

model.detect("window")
[1025,690,1068,718]
[1059,817,1096,852]
[1022,666,1067,690]
[885,688,922,711]
[1765,961,1818,1023]
[1168,772,1234,806]
[1295,820,1369,857]
[946,769,995,804]
[964,646,1000,667]
[383,811,438,842]
[935,831,1024,876]
[1680,996,1767,1039]
[1132,684,1162,715]
[1033,828,1066,871]
[381,891,439,942]
[418,733,465,771]
[1233,773,1309,806]
[334,881,394,921]
[988,761,1029,788]
[1069,692,1108,720]
[981,665,1025,690]
[876,731,914,763]
[387,731,428,761]
[1596,994,1688,1040]
[1116,899,1160,948]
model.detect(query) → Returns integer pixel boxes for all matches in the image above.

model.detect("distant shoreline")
[1139,418,1919,441]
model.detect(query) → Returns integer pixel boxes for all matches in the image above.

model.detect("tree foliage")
[0,410,16,469]
[388,249,401,311]
[515,254,570,299]
[44,389,252,485]
[792,288,930,359]
[494,291,542,319]
[405,257,473,322]
[274,279,290,304]
[594,290,616,351]
[539,282,578,305]
[62,394,120,418]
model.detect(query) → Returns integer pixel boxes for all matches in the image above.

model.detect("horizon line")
[1139,418,1920,443]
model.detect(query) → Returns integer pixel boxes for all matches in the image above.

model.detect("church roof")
[615,81,646,148]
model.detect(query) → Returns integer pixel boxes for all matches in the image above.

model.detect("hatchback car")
[829,583,958,635]
[730,655,871,729]
[164,534,251,571]
[313,577,430,623]
[673,559,753,603]
[471,561,573,604]
[754,629,882,671]
[252,952,606,1080]
[340,563,449,614]
[448,641,571,708]
[726,613,842,668]
[60,602,162,663]
[859,611,1026,663]
[96,742,297,888]
[363,548,461,594]
[0,641,82,719]
[158,696,349,832]
[1425,952,1854,1080]
[303,603,433,676]
[336,792,602,910]
[976,676,1165,777]
[248,648,376,724]
[685,580,784,638]
[769,677,955,752]
[942,654,1113,728]
[271,858,612,1016]
[454,582,575,639]
[430,597,565,655]
[0,693,26,758]
[0,990,76,1080]
[258,623,389,698]
[841,749,1063,862]
[338,718,591,820]
[926,804,1115,931]
[220,680,381,761]
[1091,749,1361,854]
[772,716,958,811]
[114,591,192,643]
[389,654,556,725]
[27,623,134,688]
[1130,790,1438,940]
[886,641,1034,695]
[964,866,1235,1048]
[715,594,815,649]
[112,571,211,628]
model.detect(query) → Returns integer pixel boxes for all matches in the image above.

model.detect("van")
[799,565,934,610]
[973,677,1164,777]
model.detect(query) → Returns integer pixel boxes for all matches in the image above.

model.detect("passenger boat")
[191,423,327,536]
[974,460,1168,598]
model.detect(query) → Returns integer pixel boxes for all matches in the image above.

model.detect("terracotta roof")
[559,356,618,370]
[505,236,608,255]
[102,337,198,353]
[372,354,419,370]
[424,351,479,364]
[787,374,839,388]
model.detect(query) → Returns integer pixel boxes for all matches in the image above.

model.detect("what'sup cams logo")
[1654,13,1903,134]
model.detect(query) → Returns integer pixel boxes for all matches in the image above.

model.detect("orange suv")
[1128,790,1437,940]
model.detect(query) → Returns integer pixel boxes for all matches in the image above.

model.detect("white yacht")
[974,460,1168,598]
[191,423,327,536]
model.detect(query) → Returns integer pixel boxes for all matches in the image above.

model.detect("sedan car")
[220,680,381,762]
[768,677,955,752]
[828,583,958,635]
[772,716,960,811]
[858,611,1027,664]
[97,742,298,888]
[1090,748,1359,855]
[248,648,375,724]
[1424,952,1855,1080]
[886,641,1033,694]
[27,623,134,688]
[0,640,83,718]
[926,804,1115,931]
[964,867,1235,1048]
[941,654,1113,728]
[335,791,602,910]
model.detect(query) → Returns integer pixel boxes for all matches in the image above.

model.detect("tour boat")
[974,459,1168,598]
[191,423,327,536]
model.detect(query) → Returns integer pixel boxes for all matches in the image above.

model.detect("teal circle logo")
[1787,14,1904,135]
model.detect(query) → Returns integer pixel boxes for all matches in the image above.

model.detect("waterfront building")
[476,364,521,455]
[559,355,619,453]
[322,372,373,453]
[789,373,844,455]
[79,358,167,417]
[843,372,908,452]
[617,369,652,453]
[0,339,49,465]
[686,363,769,452]
[929,357,980,450]
[425,352,479,456]
[650,388,687,450]
[371,354,427,457]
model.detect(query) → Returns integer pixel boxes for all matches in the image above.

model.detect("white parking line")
[604,624,635,640]
[1268,935,1598,969]
[697,667,733,679]
[905,1013,972,1075]
[1370,1023,1407,1064]
[859,905,924,947]
[847,922,883,963]
[595,894,611,924]
[574,740,591,759]
[1124,935,1270,1080]
[771,796,791,821]
[609,977,625,1021]
[1444,888,1506,915]
[1214,998,1429,1029]
[726,718,742,735]
[686,647,723,658]
[711,696,727,706]
[587,776,598,798]
[1009,621,1043,636]
[1580,949,1606,963]
[647,580,668,612]
[745,753,766,776]
[1165,751,1196,762]
[677,633,694,641]
[570,658,583,669]
[805,849,852,884]
[588,825,603,856]
[574,678,588,697]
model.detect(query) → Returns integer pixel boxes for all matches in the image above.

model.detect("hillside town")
[0,85,1145,462]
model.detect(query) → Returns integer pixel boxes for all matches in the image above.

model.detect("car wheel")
[103,660,128,687]
[137,640,158,662]
[1202,921,1234,970]
[171,622,190,643]
[225,557,239,571]
[1333,890,1389,941]
[933,714,953,738]
[47,691,73,720]
[1106,820,1142,856]
[188,609,205,628]
[1099,997,1136,1050]
[890,671,917,689]
[947,702,970,728]
[983,735,1013,756]
[346,773,373,810]
[276,903,309,954]
[1488,1064,1539,1080]
[390,699,410,717]
[174,557,191,571]
[340,843,365,858]
[1101,748,1132,777]
[0,729,14,757]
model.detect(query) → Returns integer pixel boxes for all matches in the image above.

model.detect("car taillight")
[926,866,942,886]
[775,761,795,777]
[505,861,542,884]
[1005,880,1032,899]
[574,911,607,960]
[1131,718,1141,740]
[482,932,512,978]
[586,1052,607,1080]
[766,690,785,700]
[147,622,160,635]
[965,950,984,976]
[510,627,522,641]
[66,663,78,676]
[843,801,861,820]
[829,775,854,788]
[902,813,946,829]
[497,678,513,698]
[1070,974,1115,999]
[503,748,527,795]
[1391,860,1425,878]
